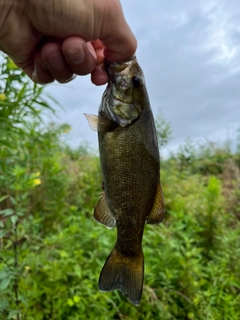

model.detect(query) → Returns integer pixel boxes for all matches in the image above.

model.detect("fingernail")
[87,42,97,60]
[63,74,77,83]
[66,46,85,65]
[32,60,47,83]
[32,67,38,83]
[46,52,65,70]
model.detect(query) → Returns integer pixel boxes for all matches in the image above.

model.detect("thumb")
[101,26,137,62]
[99,3,137,62]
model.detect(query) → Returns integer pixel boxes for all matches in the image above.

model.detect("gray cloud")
[45,0,240,152]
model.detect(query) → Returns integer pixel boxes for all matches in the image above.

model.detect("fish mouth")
[104,56,137,82]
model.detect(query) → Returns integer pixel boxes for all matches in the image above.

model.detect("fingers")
[91,64,108,86]
[37,42,73,83]
[102,29,137,63]
[99,0,137,62]
[61,37,97,75]
[90,40,108,85]
[31,37,104,84]
[1,0,136,85]
[32,51,54,84]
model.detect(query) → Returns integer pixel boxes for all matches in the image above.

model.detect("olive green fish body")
[99,108,160,255]
[85,56,164,305]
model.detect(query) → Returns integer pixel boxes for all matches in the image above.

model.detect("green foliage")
[172,139,239,176]
[155,109,172,148]
[1,54,240,319]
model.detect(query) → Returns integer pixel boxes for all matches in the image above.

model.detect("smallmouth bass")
[85,56,164,305]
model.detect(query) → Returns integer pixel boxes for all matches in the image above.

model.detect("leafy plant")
[1,54,240,319]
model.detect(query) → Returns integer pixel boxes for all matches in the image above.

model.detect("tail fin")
[98,247,144,305]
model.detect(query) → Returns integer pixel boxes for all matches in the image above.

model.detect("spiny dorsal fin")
[146,182,164,224]
[94,192,116,229]
[84,114,118,132]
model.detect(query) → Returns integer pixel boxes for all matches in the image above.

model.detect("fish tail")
[98,247,144,305]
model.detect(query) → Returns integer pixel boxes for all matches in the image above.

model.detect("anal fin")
[94,192,116,229]
[146,182,164,224]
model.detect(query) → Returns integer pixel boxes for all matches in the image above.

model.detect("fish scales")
[85,56,164,305]
[99,116,159,255]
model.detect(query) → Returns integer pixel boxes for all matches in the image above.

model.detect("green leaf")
[67,299,74,307]
[8,310,20,319]
[0,277,11,290]
[0,208,14,216]
[0,271,8,280]
[0,195,8,203]
[0,229,6,237]
[11,215,18,226]
[73,295,81,303]
[0,297,9,311]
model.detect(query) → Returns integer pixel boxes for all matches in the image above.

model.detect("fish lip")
[104,55,136,65]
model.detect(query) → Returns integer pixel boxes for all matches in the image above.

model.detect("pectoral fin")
[84,114,118,132]
[146,182,164,224]
[94,192,116,229]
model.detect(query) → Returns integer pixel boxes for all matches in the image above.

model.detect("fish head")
[99,56,149,127]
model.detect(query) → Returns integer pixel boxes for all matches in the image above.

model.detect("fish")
[85,56,164,305]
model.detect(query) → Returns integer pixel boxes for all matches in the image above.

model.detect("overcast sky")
[45,0,240,155]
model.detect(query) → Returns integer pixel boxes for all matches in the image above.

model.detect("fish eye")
[132,76,141,88]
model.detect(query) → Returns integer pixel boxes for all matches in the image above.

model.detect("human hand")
[0,0,137,85]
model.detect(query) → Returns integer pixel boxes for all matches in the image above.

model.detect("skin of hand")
[0,0,137,85]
